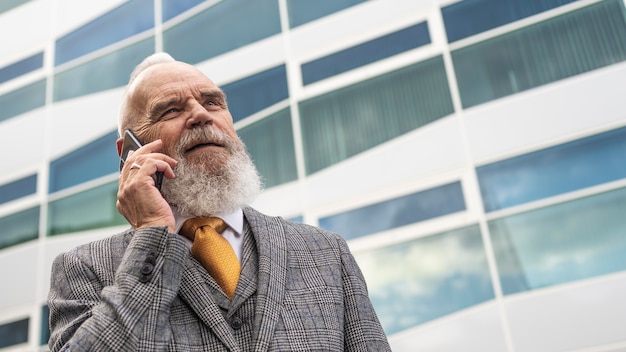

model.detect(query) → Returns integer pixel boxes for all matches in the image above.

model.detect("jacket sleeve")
[337,236,392,351]
[47,227,188,351]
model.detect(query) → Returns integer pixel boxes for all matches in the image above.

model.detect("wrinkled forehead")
[128,62,217,106]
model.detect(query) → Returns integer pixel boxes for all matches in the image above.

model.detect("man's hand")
[117,139,178,232]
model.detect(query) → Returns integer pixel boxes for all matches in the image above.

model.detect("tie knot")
[180,217,227,241]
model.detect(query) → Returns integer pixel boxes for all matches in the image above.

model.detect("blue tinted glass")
[477,127,626,212]
[49,131,119,193]
[300,57,454,174]
[222,65,288,122]
[162,0,204,21]
[0,79,46,122]
[55,0,154,66]
[40,305,49,346]
[48,181,126,236]
[442,0,578,42]
[287,0,367,28]
[0,207,39,250]
[452,0,626,108]
[54,38,154,102]
[320,182,465,240]
[490,186,626,295]
[238,108,297,188]
[163,0,281,64]
[0,0,29,14]
[302,22,430,85]
[355,225,493,334]
[0,318,28,348]
[0,174,37,204]
[0,52,43,84]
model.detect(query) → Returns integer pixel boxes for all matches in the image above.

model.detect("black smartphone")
[119,130,163,190]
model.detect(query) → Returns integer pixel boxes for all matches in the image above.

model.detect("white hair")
[118,52,176,136]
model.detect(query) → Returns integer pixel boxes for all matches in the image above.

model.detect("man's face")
[127,62,239,169]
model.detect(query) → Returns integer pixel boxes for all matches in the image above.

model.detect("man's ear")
[116,137,123,157]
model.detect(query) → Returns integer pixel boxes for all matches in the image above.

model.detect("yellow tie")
[181,217,240,299]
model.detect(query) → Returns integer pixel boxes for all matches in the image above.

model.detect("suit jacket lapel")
[179,256,239,351]
[243,207,288,352]
[229,222,258,312]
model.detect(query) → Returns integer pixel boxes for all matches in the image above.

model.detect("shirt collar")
[173,206,244,236]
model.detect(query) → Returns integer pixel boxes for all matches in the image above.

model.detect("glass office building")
[1,0,625,350]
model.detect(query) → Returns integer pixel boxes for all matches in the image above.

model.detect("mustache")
[174,127,236,157]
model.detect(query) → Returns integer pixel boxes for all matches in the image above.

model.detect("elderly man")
[47,53,391,351]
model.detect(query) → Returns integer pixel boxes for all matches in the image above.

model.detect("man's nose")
[185,100,212,128]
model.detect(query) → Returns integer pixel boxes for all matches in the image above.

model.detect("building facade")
[1,0,625,350]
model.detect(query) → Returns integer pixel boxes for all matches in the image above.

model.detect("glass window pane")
[442,0,578,43]
[300,56,454,174]
[40,305,49,346]
[0,0,29,14]
[53,38,154,102]
[48,181,126,236]
[163,0,281,64]
[355,225,494,335]
[0,207,39,250]
[286,0,367,28]
[319,182,465,240]
[0,174,37,204]
[222,65,288,122]
[490,186,626,295]
[49,131,119,193]
[238,109,297,188]
[0,318,29,348]
[452,0,626,108]
[0,79,46,122]
[477,126,626,212]
[302,22,431,85]
[162,0,204,21]
[0,52,43,84]
[55,0,154,66]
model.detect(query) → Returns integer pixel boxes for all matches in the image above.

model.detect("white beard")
[160,127,263,217]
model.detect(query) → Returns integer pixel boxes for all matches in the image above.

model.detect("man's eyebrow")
[200,90,226,101]
[149,98,179,119]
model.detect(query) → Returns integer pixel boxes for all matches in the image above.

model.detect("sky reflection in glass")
[355,225,493,334]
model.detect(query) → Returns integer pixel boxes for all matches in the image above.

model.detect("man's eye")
[162,108,178,117]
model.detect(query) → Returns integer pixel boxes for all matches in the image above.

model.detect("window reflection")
[0,79,46,122]
[161,0,204,21]
[301,22,430,85]
[49,131,119,193]
[355,225,493,335]
[163,0,280,64]
[452,0,626,108]
[0,52,43,84]
[0,207,39,250]
[286,0,366,28]
[0,174,37,205]
[222,65,288,122]
[300,56,454,174]
[53,38,154,102]
[442,0,578,42]
[0,318,29,348]
[40,305,49,346]
[490,186,626,295]
[48,182,126,236]
[320,182,465,240]
[238,108,297,188]
[54,0,154,66]
[477,126,626,212]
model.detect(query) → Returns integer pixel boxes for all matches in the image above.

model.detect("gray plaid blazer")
[48,207,391,351]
